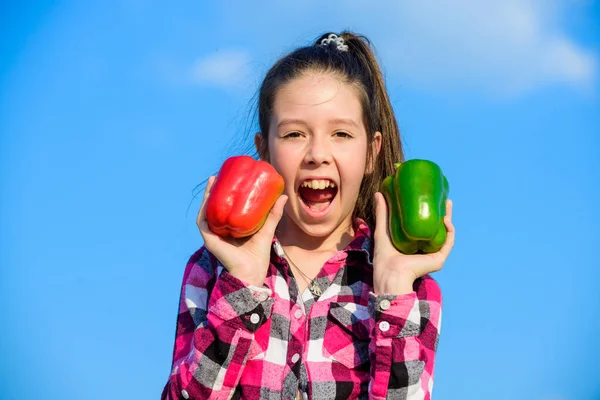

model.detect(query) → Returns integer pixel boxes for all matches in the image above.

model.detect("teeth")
[301,179,336,189]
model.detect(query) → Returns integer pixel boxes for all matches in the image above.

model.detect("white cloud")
[191,49,251,89]
[215,0,597,96]
[370,0,597,95]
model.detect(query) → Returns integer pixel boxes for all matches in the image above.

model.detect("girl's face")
[258,72,381,246]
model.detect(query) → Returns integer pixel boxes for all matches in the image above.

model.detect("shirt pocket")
[322,302,372,370]
[248,318,271,361]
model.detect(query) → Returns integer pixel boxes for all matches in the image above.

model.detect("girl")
[161,31,455,400]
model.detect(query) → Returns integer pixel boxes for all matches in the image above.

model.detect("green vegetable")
[381,159,450,254]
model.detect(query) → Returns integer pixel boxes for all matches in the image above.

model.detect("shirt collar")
[271,218,374,266]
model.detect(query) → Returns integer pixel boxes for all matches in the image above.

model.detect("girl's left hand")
[372,192,455,295]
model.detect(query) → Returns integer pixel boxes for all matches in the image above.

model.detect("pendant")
[310,281,322,297]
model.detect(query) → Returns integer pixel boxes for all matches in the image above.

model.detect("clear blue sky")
[1,1,599,399]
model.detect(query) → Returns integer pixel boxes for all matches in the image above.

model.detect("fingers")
[445,198,453,221]
[437,199,455,259]
[259,194,288,237]
[197,176,216,233]
[373,192,390,244]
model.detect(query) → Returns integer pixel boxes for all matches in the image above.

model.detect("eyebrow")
[329,118,361,128]
[277,118,360,129]
[277,119,307,129]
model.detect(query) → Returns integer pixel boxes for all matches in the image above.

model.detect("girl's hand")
[372,192,455,295]
[196,176,288,287]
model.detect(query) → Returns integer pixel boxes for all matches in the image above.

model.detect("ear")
[366,131,382,173]
[254,132,269,161]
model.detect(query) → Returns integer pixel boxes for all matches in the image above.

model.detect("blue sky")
[1,1,599,399]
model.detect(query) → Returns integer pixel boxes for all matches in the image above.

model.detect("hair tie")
[320,33,348,52]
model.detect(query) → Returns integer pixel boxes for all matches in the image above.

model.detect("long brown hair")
[257,31,405,232]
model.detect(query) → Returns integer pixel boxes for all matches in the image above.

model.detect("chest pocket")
[322,302,372,370]
[247,318,271,361]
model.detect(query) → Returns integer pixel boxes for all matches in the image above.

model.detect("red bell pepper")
[205,155,285,238]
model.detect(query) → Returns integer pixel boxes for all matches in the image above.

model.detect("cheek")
[270,150,290,172]
[340,144,368,184]
[343,146,367,173]
[269,147,299,188]
[267,141,285,169]
[338,164,367,200]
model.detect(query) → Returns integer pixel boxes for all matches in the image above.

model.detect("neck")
[275,215,355,254]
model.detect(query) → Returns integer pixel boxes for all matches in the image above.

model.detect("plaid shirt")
[161,221,442,400]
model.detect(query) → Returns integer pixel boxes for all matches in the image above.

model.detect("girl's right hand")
[196,176,288,287]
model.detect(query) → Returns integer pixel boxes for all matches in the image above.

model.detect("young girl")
[161,31,455,400]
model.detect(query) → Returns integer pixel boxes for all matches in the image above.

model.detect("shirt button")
[181,389,189,399]
[291,353,300,363]
[250,313,260,324]
[379,321,390,332]
[294,309,303,319]
[257,293,268,301]
[379,299,391,311]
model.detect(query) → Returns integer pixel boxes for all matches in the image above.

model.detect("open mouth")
[297,179,338,213]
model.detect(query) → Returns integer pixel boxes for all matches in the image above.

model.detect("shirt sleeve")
[367,274,442,400]
[161,247,274,400]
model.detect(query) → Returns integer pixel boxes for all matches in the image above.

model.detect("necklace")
[280,246,322,297]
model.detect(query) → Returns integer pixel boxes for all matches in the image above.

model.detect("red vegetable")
[205,156,285,238]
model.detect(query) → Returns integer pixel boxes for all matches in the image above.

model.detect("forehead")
[271,72,364,126]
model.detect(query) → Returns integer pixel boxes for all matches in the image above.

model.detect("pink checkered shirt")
[161,221,442,400]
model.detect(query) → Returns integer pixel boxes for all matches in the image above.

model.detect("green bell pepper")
[381,159,450,254]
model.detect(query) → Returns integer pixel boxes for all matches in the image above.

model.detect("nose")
[303,135,332,166]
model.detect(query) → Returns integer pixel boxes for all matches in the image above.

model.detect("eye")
[334,131,353,138]
[283,131,302,139]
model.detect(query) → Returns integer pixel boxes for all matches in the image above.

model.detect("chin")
[294,212,353,241]
[298,222,338,238]
[282,195,354,242]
